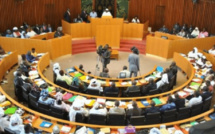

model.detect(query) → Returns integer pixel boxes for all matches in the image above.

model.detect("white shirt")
[102,11,112,17]
[132,18,140,23]
[69,106,88,122]
[209,49,215,55]
[186,96,202,107]
[118,70,130,78]
[89,107,107,116]
[90,12,97,18]
[26,30,37,38]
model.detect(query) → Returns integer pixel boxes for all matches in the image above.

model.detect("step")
[72,44,96,49]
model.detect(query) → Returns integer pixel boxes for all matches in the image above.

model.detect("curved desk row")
[0,51,213,133]
[38,53,195,105]
[146,32,215,59]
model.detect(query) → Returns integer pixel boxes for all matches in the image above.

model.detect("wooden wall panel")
[129,0,215,34]
[0,0,81,32]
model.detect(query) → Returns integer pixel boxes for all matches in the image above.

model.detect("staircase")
[72,38,146,55]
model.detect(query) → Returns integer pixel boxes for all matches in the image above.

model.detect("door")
[154,6,165,31]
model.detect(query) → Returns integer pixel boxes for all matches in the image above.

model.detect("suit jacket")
[174,98,185,109]
[109,107,125,115]
[126,107,142,119]
[64,11,71,23]
[144,106,160,115]
[104,86,119,95]
[101,50,111,65]
[201,91,212,101]
[125,85,140,94]
[142,83,157,95]
[128,53,139,72]
[99,72,110,78]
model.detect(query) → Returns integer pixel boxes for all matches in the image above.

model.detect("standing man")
[128,47,139,77]
[101,45,111,71]
[64,8,71,23]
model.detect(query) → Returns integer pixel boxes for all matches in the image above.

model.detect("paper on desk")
[127,104,133,109]
[120,101,126,107]
[178,91,187,97]
[121,82,128,85]
[106,101,115,107]
[61,126,71,133]
[100,128,110,133]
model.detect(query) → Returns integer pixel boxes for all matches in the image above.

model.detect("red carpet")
[72,38,146,55]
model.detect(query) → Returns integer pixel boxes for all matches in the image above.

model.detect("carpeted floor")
[2,51,187,99]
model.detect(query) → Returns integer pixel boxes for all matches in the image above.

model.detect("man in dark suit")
[124,81,140,96]
[173,93,185,109]
[54,28,64,38]
[201,86,212,101]
[142,78,157,95]
[101,45,111,71]
[64,8,71,23]
[143,101,159,115]
[104,82,119,96]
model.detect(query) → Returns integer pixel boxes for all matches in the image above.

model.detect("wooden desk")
[146,32,215,59]
[38,53,195,103]
[0,51,213,132]
[110,49,119,60]
[0,33,72,60]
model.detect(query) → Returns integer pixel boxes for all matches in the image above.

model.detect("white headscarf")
[0,107,4,117]
[188,47,199,59]
[9,114,25,134]
[88,79,101,89]
[53,63,60,71]
[0,108,9,132]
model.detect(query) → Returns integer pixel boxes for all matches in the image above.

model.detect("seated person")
[0,107,9,132]
[156,69,169,89]
[169,28,177,35]
[0,45,5,55]
[185,91,202,107]
[131,16,140,23]
[89,102,107,116]
[118,66,130,78]
[124,81,140,96]
[142,78,157,95]
[195,56,206,69]
[9,114,25,133]
[90,10,97,18]
[102,8,112,17]
[173,23,181,33]
[205,70,214,81]
[143,101,159,115]
[208,45,215,56]
[71,77,86,92]
[80,10,88,22]
[53,63,61,77]
[38,89,54,105]
[103,82,119,96]
[191,27,200,38]
[79,64,85,72]
[126,101,142,119]
[99,68,110,78]
[173,93,185,109]
[198,28,208,38]
[5,29,14,37]
[188,47,199,59]
[56,70,73,86]
[169,62,178,76]
[166,68,174,82]
[54,99,70,112]
[54,28,64,38]
[109,100,125,114]
[159,25,169,33]
[12,27,21,38]
[75,15,83,23]
[87,79,103,91]
[159,96,176,112]
[47,24,52,32]
[31,48,37,57]
[177,29,186,37]
[188,25,194,34]
[26,51,36,63]
[181,24,188,32]
[201,86,212,102]
[26,27,37,38]
[21,54,31,68]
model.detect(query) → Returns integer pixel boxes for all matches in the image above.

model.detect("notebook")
[68,95,78,102]
[4,107,17,114]
[39,121,53,128]
[152,98,162,105]
[63,93,73,100]
[74,72,83,77]
[141,100,149,106]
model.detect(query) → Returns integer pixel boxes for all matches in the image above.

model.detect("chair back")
[202,96,212,112]
[76,112,85,123]
[108,114,125,125]
[56,80,69,89]
[191,102,203,116]
[4,128,16,134]
[88,114,106,125]
[148,89,159,95]
[50,105,68,120]
[177,107,190,120]
[145,112,161,124]
[105,92,118,97]
[128,90,141,97]
[161,109,177,123]
[86,88,100,95]
[28,93,38,110]
[38,101,50,115]
[130,116,145,125]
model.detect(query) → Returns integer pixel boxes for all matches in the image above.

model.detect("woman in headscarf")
[191,27,200,38]
[0,107,9,132]
[69,102,88,122]
[9,114,25,134]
